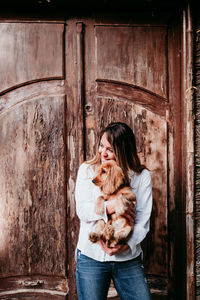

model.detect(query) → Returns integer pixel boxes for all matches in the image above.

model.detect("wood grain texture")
[0,83,67,298]
[0,94,66,274]
[95,25,167,98]
[0,23,64,93]
[0,20,68,298]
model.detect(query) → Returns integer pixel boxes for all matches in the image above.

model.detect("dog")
[89,160,136,248]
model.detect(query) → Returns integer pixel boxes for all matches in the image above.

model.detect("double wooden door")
[0,13,184,299]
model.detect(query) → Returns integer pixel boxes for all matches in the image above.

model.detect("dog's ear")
[102,167,115,195]
[112,165,124,190]
[102,164,124,194]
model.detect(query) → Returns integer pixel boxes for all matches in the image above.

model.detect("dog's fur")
[89,160,136,247]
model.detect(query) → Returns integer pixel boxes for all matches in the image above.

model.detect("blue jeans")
[76,250,151,300]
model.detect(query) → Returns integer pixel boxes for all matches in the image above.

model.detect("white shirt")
[75,162,152,262]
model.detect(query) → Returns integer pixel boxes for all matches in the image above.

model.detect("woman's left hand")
[122,204,136,226]
[99,239,130,256]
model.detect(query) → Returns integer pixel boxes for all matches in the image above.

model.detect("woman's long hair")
[88,122,146,184]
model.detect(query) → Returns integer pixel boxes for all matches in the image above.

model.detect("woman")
[75,122,152,300]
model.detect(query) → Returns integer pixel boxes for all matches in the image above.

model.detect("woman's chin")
[101,158,114,163]
[101,158,109,163]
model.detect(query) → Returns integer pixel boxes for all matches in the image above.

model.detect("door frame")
[182,3,195,300]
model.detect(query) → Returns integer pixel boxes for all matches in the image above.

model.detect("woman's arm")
[75,163,108,223]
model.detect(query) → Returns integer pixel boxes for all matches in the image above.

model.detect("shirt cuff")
[127,224,149,255]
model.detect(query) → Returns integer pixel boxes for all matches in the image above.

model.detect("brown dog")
[89,160,136,248]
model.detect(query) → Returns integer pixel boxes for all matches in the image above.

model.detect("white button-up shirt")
[75,162,152,262]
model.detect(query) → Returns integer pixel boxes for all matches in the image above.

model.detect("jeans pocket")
[76,249,94,267]
[76,249,81,259]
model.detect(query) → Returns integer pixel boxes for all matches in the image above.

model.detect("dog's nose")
[92,179,96,183]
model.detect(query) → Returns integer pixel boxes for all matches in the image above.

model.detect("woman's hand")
[107,201,136,221]
[122,204,136,226]
[99,240,130,256]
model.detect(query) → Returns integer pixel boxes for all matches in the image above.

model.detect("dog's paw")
[89,232,100,243]
[104,225,114,239]
[95,196,105,215]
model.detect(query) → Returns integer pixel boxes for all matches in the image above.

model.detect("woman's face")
[99,133,116,164]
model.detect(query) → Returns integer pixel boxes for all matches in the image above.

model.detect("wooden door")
[0,22,68,299]
[77,16,182,299]
[0,13,184,300]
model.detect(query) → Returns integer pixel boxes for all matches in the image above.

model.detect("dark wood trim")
[96,79,169,117]
[76,21,86,161]
[167,14,184,299]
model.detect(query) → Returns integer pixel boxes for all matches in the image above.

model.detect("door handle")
[20,280,44,287]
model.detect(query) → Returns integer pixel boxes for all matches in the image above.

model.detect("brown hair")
[88,122,146,184]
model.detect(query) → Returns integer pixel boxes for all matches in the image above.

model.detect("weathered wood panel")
[0,23,64,93]
[0,18,68,298]
[95,25,167,98]
[0,85,66,274]
[0,81,68,297]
